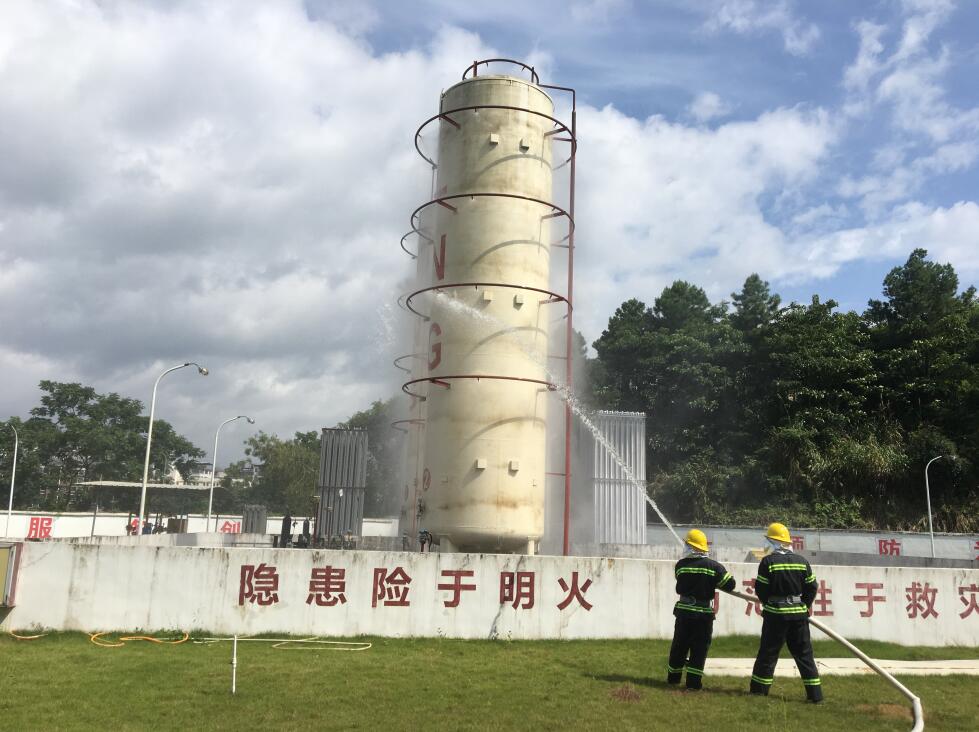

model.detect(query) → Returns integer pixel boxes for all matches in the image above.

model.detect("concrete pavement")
[707,657,979,676]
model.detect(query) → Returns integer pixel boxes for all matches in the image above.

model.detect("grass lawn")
[1,633,977,730]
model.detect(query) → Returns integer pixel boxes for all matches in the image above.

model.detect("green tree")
[866,248,978,430]
[590,252,979,530]
[591,298,655,411]
[1,381,204,511]
[730,273,781,335]
[593,282,743,519]
[727,274,783,458]
[758,296,894,507]
[0,416,59,509]
[244,431,319,515]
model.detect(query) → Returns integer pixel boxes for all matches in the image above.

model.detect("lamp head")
[246,417,256,424]
[198,366,209,376]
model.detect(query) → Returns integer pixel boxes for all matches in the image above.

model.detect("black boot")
[685,669,703,690]
[804,681,823,703]
[749,678,771,696]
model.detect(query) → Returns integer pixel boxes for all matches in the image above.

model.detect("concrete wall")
[3,542,977,645]
[0,511,398,540]
[7,512,976,563]
[646,524,979,563]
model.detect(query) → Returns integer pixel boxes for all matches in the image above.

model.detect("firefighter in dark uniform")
[667,529,736,690]
[749,522,823,702]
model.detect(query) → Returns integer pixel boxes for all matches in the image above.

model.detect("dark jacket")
[754,549,817,618]
[673,555,736,617]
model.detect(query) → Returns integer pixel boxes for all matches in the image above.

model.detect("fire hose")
[725,588,924,731]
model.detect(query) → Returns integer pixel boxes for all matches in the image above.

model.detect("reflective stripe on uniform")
[685,666,704,677]
[805,574,816,583]
[751,674,774,685]
[763,604,808,614]
[676,567,717,576]
[802,678,822,686]
[768,563,807,571]
[716,572,732,586]
[667,664,684,673]
[755,575,769,584]
[675,602,714,614]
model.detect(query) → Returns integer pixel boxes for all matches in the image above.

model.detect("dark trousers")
[667,614,713,689]
[750,615,823,702]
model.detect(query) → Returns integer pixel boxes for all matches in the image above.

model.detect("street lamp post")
[3,424,17,538]
[207,415,255,532]
[138,362,208,536]
[924,455,943,559]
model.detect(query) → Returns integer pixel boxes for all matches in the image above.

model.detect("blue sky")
[339,0,979,312]
[1,0,977,459]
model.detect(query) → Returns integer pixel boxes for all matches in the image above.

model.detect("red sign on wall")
[27,517,53,539]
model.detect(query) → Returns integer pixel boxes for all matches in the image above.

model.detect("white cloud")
[572,102,836,337]
[843,20,886,94]
[839,1,979,213]
[846,2,979,142]
[687,92,732,123]
[705,0,820,56]
[804,201,979,278]
[0,0,977,469]
[0,0,496,456]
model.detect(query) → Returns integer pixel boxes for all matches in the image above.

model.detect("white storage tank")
[403,65,567,553]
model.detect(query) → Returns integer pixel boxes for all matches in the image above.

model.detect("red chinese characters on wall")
[27,516,53,539]
[556,572,593,611]
[500,571,535,609]
[372,567,412,608]
[306,566,347,606]
[219,520,241,534]
[958,584,979,619]
[239,563,279,606]
[227,561,977,630]
[742,579,762,616]
[905,581,939,619]
[853,582,886,617]
[878,538,901,556]
[790,535,805,551]
[812,580,833,617]
[438,570,476,608]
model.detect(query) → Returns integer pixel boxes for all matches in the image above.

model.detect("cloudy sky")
[2,0,978,464]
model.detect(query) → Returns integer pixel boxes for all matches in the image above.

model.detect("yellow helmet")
[684,528,709,553]
[766,522,791,544]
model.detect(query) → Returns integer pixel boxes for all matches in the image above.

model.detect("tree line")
[588,249,979,531]
[0,380,401,519]
[3,249,975,531]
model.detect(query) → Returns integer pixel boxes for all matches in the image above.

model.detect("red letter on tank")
[433,235,446,280]
[428,322,442,370]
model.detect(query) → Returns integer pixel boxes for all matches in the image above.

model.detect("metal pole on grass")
[231,634,238,695]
